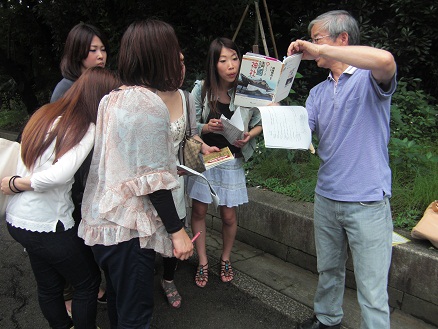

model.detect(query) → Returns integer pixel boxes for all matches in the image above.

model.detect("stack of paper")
[257,106,312,150]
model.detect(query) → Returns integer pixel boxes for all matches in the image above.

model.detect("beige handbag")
[0,138,20,219]
[181,90,206,173]
[411,201,438,248]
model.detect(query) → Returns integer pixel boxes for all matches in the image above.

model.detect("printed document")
[258,106,312,150]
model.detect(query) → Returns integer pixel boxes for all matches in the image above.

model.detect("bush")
[390,79,438,143]
[0,98,28,131]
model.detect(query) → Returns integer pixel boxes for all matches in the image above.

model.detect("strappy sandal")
[220,258,234,283]
[195,263,209,288]
[161,279,182,308]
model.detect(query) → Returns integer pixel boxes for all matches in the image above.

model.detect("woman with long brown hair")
[1,67,119,329]
[51,22,110,310]
[187,37,262,287]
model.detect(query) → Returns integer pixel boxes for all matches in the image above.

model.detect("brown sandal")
[220,259,234,283]
[195,263,209,288]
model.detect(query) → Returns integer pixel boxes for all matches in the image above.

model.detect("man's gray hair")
[309,10,360,45]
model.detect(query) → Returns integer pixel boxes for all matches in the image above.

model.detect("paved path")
[1,220,436,329]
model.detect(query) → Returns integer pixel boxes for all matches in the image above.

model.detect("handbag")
[181,91,206,173]
[0,138,20,219]
[411,201,438,248]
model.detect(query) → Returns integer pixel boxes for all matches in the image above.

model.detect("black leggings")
[162,256,178,281]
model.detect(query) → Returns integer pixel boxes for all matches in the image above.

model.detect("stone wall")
[205,187,438,327]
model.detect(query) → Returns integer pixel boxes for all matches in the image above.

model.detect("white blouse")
[6,121,95,232]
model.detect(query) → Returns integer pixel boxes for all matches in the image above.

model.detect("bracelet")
[9,175,24,193]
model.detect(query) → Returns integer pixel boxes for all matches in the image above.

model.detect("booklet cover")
[235,53,302,107]
[202,147,235,170]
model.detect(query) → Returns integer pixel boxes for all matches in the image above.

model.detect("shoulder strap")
[182,90,191,137]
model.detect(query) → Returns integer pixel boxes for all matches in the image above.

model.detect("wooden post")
[262,0,278,59]
[232,0,277,57]
[232,4,249,42]
[254,1,269,56]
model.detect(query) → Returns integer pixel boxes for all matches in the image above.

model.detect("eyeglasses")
[309,35,332,44]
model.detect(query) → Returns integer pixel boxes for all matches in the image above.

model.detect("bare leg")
[191,199,209,266]
[191,199,209,287]
[220,206,237,282]
[220,206,237,261]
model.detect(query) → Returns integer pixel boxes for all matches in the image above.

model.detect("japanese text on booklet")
[235,53,302,107]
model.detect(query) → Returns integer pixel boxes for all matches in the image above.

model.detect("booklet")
[257,106,312,150]
[214,107,245,144]
[202,147,235,170]
[177,164,220,208]
[392,231,410,246]
[235,53,303,107]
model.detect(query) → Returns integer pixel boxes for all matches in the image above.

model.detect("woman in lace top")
[78,20,194,328]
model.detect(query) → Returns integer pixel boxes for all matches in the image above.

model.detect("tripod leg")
[262,0,278,59]
[232,4,250,42]
[255,1,269,56]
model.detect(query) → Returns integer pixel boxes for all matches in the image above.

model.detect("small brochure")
[215,107,245,144]
[202,147,235,170]
[257,106,312,150]
[235,52,302,107]
[177,164,220,208]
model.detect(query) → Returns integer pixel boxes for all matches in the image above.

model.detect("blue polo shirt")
[306,67,397,202]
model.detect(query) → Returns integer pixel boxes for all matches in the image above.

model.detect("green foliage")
[388,79,438,225]
[391,164,438,231]
[244,140,318,202]
[393,209,422,231]
[0,107,28,131]
[390,79,438,143]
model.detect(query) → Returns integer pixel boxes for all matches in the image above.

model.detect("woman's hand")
[205,119,223,133]
[268,102,280,107]
[201,143,220,155]
[1,176,31,195]
[177,169,186,176]
[192,134,220,155]
[233,126,262,148]
[233,133,251,148]
[1,176,14,195]
[171,228,194,260]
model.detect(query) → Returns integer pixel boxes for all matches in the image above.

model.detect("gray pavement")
[1,219,436,329]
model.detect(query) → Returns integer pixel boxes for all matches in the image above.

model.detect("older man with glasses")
[288,10,397,329]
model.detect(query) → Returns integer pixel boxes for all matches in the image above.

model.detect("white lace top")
[169,89,188,220]
[78,86,180,257]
